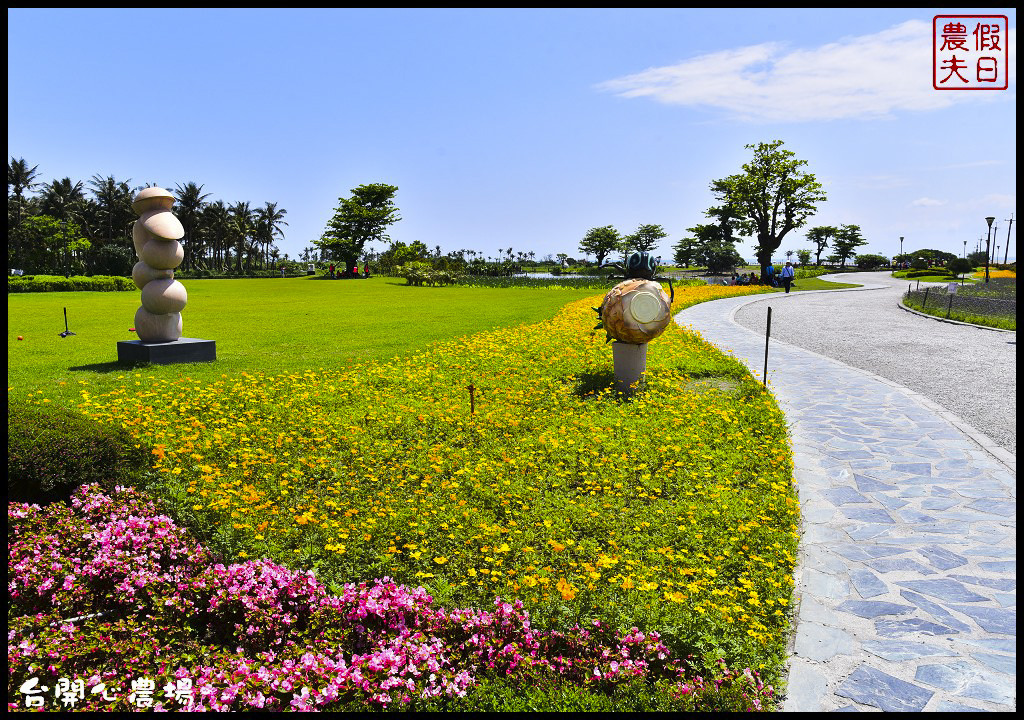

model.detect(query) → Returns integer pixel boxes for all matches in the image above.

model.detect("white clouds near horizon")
[598,20,1015,122]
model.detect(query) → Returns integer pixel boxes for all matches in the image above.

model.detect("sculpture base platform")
[612,341,647,396]
[117,338,216,365]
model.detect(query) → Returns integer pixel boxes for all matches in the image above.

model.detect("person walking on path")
[780,261,795,293]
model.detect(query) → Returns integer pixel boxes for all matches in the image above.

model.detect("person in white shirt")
[780,261,796,293]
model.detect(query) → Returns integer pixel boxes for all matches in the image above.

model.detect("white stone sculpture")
[131,188,187,342]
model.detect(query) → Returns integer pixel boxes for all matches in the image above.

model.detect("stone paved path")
[674,284,1016,713]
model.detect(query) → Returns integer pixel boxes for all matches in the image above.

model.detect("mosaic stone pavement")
[674,287,1016,712]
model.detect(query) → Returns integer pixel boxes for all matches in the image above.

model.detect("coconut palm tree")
[201,200,231,271]
[254,201,288,269]
[229,201,253,273]
[8,157,40,229]
[174,182,211,271]
[88,174,135,246]
[39,177,86,223]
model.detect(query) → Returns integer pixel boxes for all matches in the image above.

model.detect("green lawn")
[8,276,599,405]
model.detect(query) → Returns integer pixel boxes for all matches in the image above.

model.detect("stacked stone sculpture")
[131,188,187,342]
[117,187,215,365]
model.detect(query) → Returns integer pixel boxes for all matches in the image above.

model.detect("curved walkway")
[674,278,1016,713]
[734,272,1015,456]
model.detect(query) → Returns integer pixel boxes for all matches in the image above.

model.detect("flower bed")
[8,485,776,711]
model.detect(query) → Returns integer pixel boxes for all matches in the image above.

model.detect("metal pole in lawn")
[763,306,772,387]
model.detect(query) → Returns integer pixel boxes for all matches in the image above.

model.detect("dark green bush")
[7,400,153,505]
[7,274,134,293]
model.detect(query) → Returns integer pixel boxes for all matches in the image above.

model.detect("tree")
[710,140,827,268]
[947,257,973,279]
[854,253,888,270]
[228,201,253,273]
[623,223,668,254]
[678,223,743,273]
[833,224,867,267]
[11,215,89,275]
[201,201,231,271]
[8,157,40,230]
[907,248,957,267]
[796,249,811,266]
[378,240,428,275]
[88,174,135,247]
[174,182,211,271]
[39,177,86,224]
[967,250,989,267]
[317,184,400,268]
[671,235,702,268]
[579,225,622,266]
[805,226,837,266]
[254,201,288,269]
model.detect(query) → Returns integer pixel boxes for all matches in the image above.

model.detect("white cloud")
[911,197,945,206]
[597,20,1015,122]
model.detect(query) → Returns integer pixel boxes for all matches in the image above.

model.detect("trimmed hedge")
[7,400,153,505]
[7,274,135,293]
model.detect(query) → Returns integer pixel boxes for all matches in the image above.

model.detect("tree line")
[578,140,877,275]
[7,157,288,276]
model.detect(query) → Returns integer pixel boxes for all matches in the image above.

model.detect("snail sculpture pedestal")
[611,341,648,396]
[116,186,216,366]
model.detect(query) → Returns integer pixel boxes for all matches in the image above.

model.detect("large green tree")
[578,225,623,266]
[805,226,837,266]
[710,140,827,269]
[832,224,867,267]
[317,184,401,268]
[624,223,668,255]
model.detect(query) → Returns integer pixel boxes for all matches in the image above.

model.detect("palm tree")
[39,177,86,223]
[174,182,211,271]
[88,174,134,247]
[8,157,40,229]
[229,201,253,273]
[201,200,231,271]
[254,201,288,269]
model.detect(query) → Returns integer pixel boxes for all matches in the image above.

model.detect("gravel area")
[732,272,1016,454]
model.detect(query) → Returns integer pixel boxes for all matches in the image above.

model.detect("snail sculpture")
[593,252,675,344]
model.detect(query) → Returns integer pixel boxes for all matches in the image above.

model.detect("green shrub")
[7,400,153,505]
[7,274,134,293]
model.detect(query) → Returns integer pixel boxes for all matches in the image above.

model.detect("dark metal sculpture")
[593,252,675,341]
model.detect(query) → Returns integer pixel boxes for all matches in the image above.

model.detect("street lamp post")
[899,236,904,267]
[963,240,967,258]
[984,216,995,284]
[1004,213,1014,265]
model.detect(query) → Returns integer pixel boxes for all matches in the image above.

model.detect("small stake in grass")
[763,306,771,387]
[59,307,76,338]
[467,383,475,414]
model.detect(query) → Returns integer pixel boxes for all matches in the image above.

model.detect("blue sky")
[8,8,1017,264]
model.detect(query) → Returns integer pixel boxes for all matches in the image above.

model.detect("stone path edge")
[723,286,1016,475]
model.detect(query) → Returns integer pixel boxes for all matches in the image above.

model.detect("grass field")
[7,276,601,403]
[9,277,798,711]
